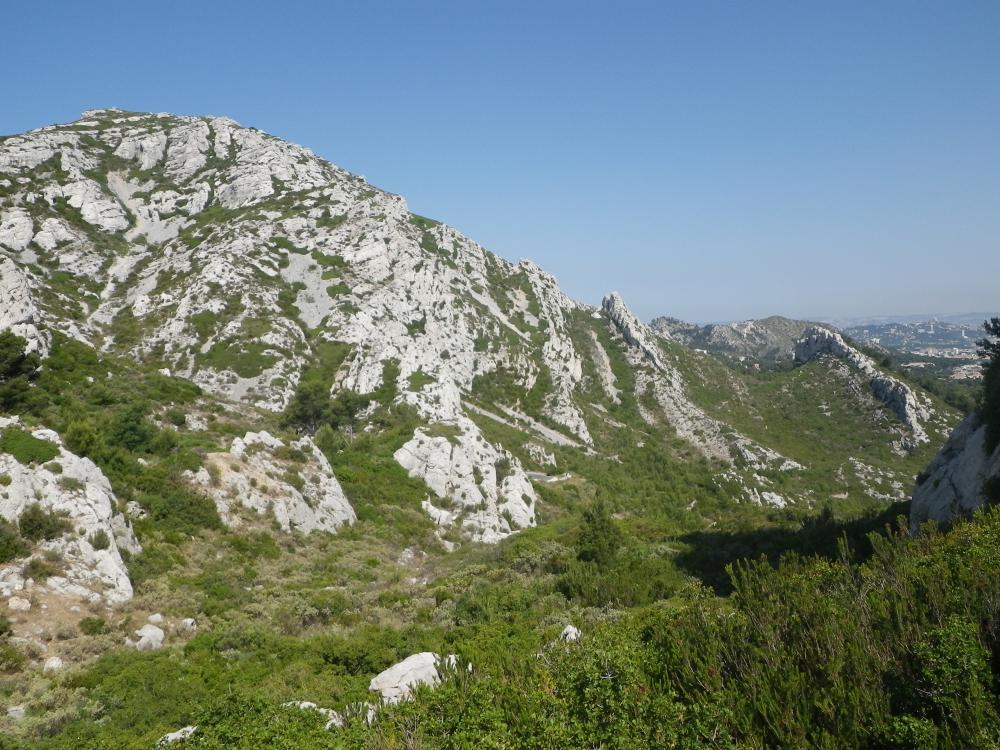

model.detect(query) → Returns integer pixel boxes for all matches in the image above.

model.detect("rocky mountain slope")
[0,108,971,747]
[0,109,959,545]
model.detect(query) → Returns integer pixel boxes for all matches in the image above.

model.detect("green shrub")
[78,617,107,636]
[0,615,10,637]
[88,529,111,550]
[23,556,58,580]
[0,642,25,673]
[0,519,27,563]
[18,503,71,541]
[0,428,59,464]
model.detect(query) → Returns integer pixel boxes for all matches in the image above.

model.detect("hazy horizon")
[4,1,997,322]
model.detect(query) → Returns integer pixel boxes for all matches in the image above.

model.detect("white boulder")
[368,652,460,704]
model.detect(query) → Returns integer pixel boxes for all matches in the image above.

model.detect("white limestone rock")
[190,431,355,534]
[368,652,459,704]
[0,208,33,252]
[43,656,63,673]
[133,623,165,651]
[560,624,581,642]
[910,412,1000,530]
[7,596,30,612]
[0,419,139,604]
[0,256,49,355]
[157,726,198,746]
[394,418,536,543]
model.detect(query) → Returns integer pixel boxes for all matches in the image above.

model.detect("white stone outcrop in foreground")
[369,652,462,704]
[795,327,931,447]
[157,726,198,746]
[0,418,139,604]
[394,417,535,544]
[189,431,355,534]
[910,412,1000,530]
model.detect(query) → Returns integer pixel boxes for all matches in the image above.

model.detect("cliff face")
[910,412,1000,530]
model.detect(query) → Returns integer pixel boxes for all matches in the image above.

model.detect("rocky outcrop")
[910,413,1000,529]
[369,652,460,704]
[794,327,930,447]
[0,256,49,355]
[189,431,355,534]
[0,419,139,604]
[394,418,535,543]
[653,315,816,363]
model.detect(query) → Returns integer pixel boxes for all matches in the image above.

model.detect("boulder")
[368,652,460,704]
[560,624,581,642]
[157,726,197,746]
[7,596,30,612]
[133,624,165,651]
[43,656,63,673]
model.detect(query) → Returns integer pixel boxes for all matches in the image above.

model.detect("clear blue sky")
[4,1,998,323]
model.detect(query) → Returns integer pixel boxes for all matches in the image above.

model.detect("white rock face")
[910,413,1000,530]
[368,652,459,704]
[0,208,33,252]
[157,726,198,746]
[0,419,139,604]
[190,431,355,534]
[395,418,535,543]
[795,327,931,447]
[0,256,49,355]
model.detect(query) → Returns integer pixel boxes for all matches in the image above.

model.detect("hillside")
[0,109,974,748]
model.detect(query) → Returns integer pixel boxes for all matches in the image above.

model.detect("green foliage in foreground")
[14,508,1000,750]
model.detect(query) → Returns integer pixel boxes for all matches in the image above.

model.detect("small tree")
[283,380,330,434]
[0,331,40,413]
[576,500,622,568]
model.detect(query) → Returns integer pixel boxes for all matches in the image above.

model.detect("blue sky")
[4,1,998,323]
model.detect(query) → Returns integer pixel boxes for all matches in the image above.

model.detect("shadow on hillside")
[674,501,911,595]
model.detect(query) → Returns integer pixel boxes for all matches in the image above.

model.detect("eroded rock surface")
[911,413,1000,529]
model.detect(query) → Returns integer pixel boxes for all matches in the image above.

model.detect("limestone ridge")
[651,315,817,363]
[601,293,802,501]
[910,412,1000,530]
[794,327,932,449]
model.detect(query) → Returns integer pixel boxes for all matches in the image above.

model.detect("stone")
[134,623,165,651]
[148,613,164,624]
[368,652,459,704]
[8,597,30,612]
[560,624,581,642]
[0,418,139,604]
[43,656,63,673]
[179,617,197,632]
[6,705,25,720]
[190,432,355,534]
[911,412,1000,530]
[157,726,197,746]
